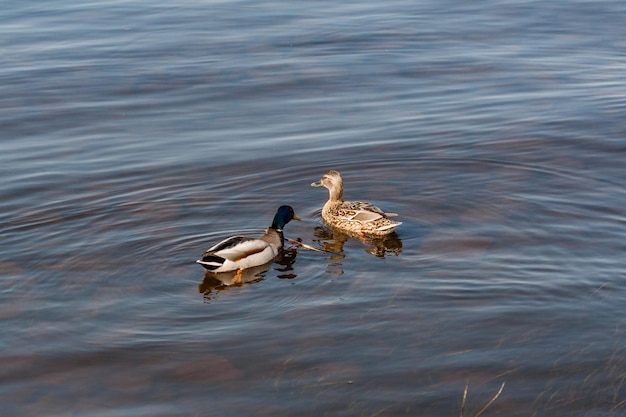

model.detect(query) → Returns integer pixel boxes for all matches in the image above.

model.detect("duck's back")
[322,200,401,236]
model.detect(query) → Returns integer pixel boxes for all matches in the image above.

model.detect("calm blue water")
[1,1,625,416]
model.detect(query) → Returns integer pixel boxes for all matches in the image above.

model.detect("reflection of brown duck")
[314,226,403,258]
[311,170,401,236]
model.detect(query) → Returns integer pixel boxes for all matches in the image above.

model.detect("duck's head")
[311,170,343,201]
[271,205,301,231]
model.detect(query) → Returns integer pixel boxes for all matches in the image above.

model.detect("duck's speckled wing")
[337,201,388,223]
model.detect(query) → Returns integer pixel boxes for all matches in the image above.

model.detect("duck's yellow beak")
[293,213,302,221]
[311,180,322,187]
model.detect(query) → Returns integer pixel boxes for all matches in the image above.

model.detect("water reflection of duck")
[314,226,402,258]
[311,170,402,236]
[198,261,272,296]
[196,205,300,280]
[273,247,299,279]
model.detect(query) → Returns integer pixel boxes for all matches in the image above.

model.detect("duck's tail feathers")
[196,254,226,271]
[376,221,402,232]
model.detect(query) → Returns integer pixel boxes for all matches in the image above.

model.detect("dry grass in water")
[460,381,506,417]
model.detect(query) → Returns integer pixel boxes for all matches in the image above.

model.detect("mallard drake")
[311,170,401,236]
[196,205,300,274]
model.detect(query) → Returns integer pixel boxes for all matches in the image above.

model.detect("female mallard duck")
[311,170,401,236]
[196,205,300,274]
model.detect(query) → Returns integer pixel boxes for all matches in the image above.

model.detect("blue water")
[1,1,625,416]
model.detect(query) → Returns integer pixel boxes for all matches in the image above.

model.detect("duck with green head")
[196,205,300,273]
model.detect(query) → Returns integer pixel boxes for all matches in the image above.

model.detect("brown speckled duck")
[311,170,401,236]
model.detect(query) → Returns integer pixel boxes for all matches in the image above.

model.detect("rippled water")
[2,1,625,416]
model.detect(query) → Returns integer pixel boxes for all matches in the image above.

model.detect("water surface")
[1,1,625,416]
